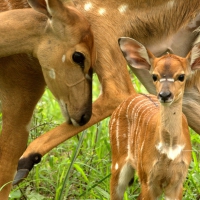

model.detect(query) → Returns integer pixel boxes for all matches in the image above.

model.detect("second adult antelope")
[109,37,200,199]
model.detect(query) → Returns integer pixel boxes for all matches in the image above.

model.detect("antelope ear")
[118,37,155,71]
[187,42,200,71]
[28,0,64,18]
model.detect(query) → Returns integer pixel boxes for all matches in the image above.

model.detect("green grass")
[9,71,200,200]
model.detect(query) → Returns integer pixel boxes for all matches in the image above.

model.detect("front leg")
[0,55,45,199]
[14,86,135,184]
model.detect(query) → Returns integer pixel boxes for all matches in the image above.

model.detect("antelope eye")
[72,52,85,68]
[152,74,158,82]
[178,74,185,82]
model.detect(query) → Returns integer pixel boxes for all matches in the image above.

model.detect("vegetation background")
[9,71,200,200]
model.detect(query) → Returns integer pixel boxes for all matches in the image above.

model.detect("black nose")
[79,113,91,126]
[159,91,172,102]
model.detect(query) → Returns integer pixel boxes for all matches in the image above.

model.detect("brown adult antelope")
[0,0,96,198]
[109,37,199,199]
[14,0,200,188]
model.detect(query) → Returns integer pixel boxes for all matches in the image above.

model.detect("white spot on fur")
[62,55,66,63]
[118,4,128,13]
[98,8,106,15]
[115,163,119,170]
[49,69,56,79]
[84,2,93,11]
[166,0,174,9]
[156,142,185,160]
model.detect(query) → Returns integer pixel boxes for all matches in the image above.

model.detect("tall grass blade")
[57,130,87,200]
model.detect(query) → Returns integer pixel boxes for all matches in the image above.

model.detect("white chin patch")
[71,118,80,127]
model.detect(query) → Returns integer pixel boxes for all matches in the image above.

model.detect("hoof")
[13,153,42,185]
[13,169,29,185]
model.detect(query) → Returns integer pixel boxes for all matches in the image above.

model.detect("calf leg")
[110,163,134,200]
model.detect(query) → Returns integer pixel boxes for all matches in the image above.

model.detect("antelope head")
[28,0,96,126]
[118,37,200,105]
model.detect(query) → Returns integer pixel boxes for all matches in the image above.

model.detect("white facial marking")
[115,163,119,170]
[160,78,174,82]
[84,2,93,11]
[98,8,106,15]
[118,4,128,13]
[85,74,91,80]
[62,55,66,63]
[49,69,56,79]
[156,142,185,160]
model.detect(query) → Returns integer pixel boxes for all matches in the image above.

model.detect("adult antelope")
[109,37,199,199]
[0,0,96,198]
[14,0,200,187]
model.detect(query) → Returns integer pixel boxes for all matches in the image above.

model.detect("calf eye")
[178,74,185,82]
[72,52,85,68]
[152,74,158,82]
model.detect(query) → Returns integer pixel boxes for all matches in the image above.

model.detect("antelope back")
[109,93,159,166]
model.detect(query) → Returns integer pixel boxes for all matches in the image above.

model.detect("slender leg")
[138,183,160,200]
[110,163,134,200]
[165,185,183,200]
[0,55,45,199]
[16,92,131,171]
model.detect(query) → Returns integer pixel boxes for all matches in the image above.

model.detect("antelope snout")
[70,108,92,126]
[158,91,172,103]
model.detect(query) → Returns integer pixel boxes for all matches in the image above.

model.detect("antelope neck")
[0,9,46,57]
[159,100,183,148]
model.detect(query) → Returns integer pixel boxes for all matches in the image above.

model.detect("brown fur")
[1,0,200,199]
[109,44,192,199]
[0,0,96,199]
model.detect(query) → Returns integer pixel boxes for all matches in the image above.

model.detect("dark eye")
[72,52,85,68]
[178,74,185,82]
[152,74,158,82]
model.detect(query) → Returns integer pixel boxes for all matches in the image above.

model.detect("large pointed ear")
[187,42,200,71]
[28,0,65,18]
[118,37,155,71]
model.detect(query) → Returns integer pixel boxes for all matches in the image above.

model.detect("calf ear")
[118,37,155,71]
[187,42,200,71]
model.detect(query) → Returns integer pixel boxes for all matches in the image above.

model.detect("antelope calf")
[109,37,200,199]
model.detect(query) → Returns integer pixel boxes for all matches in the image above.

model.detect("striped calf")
[109,37,200,199]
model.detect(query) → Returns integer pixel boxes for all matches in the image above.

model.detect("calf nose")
[159,91,172,102]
